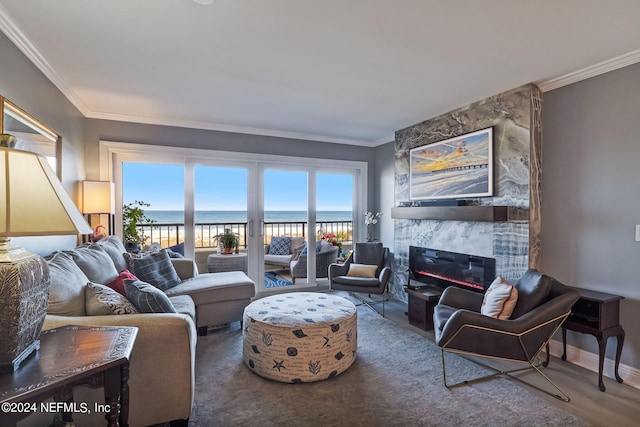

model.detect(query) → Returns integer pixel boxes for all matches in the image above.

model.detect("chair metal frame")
[344,285,390,317]
[440,310,573,402]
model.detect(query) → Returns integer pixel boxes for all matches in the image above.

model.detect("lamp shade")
[82,180,115,214]
[0,145,92,373]
[0,146,93,237]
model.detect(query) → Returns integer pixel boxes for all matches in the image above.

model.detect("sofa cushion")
[45,252,89,316]
[511,269,552,319]
[65,245,119,284]
[105,269,139,296]
[125,249,181,291]
[481,276,518,320]
[269,236,291,255]
[331,275,380,287]
[124,279,177,313]
[165,271,255,305]
[96,235,129,272]
[85,282,139,315]
[169,295,196,322]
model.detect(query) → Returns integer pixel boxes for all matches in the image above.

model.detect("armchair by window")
[290,244,339,284]
[328,242,392,316]
[433,269,580,401]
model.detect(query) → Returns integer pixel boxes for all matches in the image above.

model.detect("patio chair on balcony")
[290,242,340,284]
[264,236,305,270]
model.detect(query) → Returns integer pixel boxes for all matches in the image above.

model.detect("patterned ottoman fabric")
[243,292,357,383]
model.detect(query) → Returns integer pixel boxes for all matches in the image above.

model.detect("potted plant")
[122,200,155,252]
[213,228,240,254]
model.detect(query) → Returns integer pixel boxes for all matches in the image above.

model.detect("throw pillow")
[346,263,378,278]
[481,276,519,320]
[95,235,129,272]
[45,251,90,316]
[269,236,291,255]
[124,249,181,291]
[124,279,177,313]
[65,245,119,284]
[85,282,139,316]
[168,242,185,256]
[105,269,139,296]
[301,241,322,255]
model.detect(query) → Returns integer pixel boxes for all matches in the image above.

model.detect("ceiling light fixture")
[193,0,214,5]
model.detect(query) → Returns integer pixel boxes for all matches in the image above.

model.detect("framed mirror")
[1,96,62,179]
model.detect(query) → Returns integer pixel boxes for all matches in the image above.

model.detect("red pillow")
[106,270,139,296]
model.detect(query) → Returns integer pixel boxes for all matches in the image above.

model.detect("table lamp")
[81,180,115,240]
[0,135,93,373]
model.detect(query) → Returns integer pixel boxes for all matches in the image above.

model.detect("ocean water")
[145,210,352,224]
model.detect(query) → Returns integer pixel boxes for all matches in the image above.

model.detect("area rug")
[264,270,292,288]
[191,306,588,426]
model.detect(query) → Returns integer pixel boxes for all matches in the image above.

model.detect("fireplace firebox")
[408,246,496,293]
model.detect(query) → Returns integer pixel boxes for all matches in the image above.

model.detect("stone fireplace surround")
[390,84,542,302]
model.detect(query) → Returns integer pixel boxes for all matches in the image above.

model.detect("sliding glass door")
[194,166,249,275]
[121,162,185,251]
[263,168,309,286]
[110,142,366,293]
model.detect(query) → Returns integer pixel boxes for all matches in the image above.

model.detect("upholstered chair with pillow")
[328,242,392,316]
[433,269,580,401]
[264,236,306,270]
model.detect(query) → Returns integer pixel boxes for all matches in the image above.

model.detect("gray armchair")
[328,242,392,316]
[290,245,339,284]
[433,269,580,401]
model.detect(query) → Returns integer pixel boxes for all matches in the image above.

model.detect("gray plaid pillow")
[124,279,176,313]
[125,249,181,291]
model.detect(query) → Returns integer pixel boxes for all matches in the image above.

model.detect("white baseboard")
[548,339,640,389]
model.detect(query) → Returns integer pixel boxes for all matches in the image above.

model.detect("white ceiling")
[1,0,639,146]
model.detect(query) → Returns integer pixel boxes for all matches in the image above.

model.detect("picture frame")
[409,127,493,201]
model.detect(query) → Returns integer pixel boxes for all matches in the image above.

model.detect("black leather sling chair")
[433,269,580,401]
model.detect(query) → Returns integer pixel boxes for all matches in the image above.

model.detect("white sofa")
[42,235,255,426]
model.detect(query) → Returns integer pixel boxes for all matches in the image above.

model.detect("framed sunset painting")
[409,127,494,201]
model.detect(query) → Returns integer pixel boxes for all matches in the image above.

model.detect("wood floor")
[371,294,640,427]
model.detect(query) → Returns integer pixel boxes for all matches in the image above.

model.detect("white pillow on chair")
[481,276,519,320]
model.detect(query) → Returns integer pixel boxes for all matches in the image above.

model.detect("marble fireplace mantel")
[391,206,529,222]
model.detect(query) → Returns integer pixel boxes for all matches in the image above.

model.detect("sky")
[122,162,353,211]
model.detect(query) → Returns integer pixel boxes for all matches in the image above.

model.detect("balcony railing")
[137,221,353,249]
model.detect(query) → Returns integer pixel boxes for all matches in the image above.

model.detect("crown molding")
[87,110,380,147]
[537,49,640,92]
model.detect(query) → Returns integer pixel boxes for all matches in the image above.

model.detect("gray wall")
[374,140,395,247]
[83,119,378,214]
[542,62,640,369]
[0,31,86,254]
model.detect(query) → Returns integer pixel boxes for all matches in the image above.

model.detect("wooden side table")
[0,325,137,427]
[406,286,442,331]
[561,288,625,392]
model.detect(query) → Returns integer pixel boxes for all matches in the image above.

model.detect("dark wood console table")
[561,288,625,392]
[406,286,442,331]
[0,325,138,427]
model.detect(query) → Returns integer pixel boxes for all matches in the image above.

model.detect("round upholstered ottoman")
[243,292,357,383]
